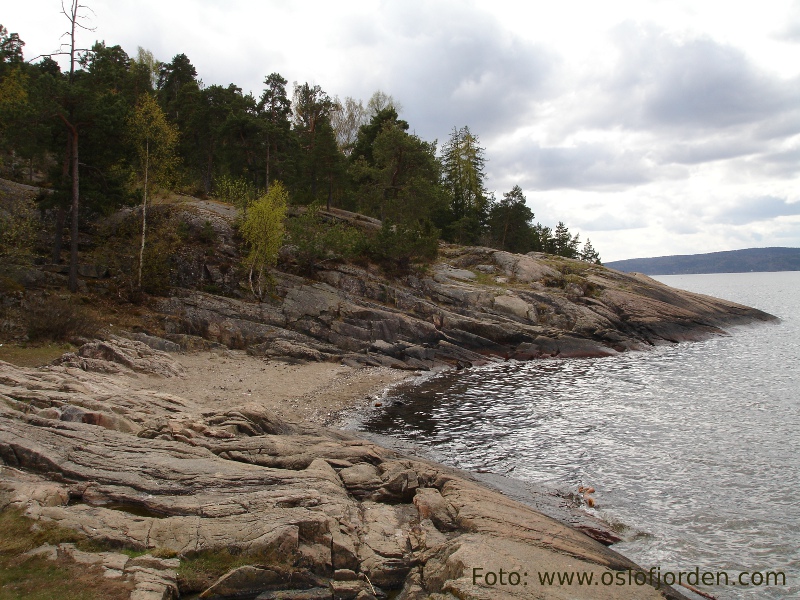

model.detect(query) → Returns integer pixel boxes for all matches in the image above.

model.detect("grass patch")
[0,508,133,600]
[0,342,73,367]
[472,271,509,288]
[177,548,254,594]
[0,508,108,555]
[176,547,295,595]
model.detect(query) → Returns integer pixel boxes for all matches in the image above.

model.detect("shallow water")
[354,271,800,599]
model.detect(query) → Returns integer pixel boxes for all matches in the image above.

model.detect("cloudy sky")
[6,0,800,261]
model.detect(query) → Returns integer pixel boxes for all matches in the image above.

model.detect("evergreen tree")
[157,53,198,121]
[441,126,488,244]
[553,221,581,258]
[487,185,534,253]
[257,73,293,191]
[580,238,601,264]
[532,223,556,253]
[292,82,339,204]
[350,119,447,224]
[350,106,408,166]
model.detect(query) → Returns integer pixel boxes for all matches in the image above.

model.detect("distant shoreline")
[606,247,800,275]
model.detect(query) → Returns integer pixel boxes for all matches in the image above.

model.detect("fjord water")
[356,271,800,599]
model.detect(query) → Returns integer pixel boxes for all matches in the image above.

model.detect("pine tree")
[580,238,601,264]
[487,185,534,253]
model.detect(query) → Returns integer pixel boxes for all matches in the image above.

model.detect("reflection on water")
[355,272,800,599]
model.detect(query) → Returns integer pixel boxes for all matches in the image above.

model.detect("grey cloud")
[493,140,685,191]
[570,212,648,231]
[757,146,800,178]
[659,136,763,165]
[708,196,800,225]
[586,23,800,133]
[340,1,556,143]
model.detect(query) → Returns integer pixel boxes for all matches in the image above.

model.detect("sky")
[5,0,800,261]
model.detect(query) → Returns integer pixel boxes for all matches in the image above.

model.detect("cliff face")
[151,241,777,369]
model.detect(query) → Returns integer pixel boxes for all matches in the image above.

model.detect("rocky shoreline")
[0,338,701,600]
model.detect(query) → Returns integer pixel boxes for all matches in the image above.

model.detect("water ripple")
[357,272,800,600]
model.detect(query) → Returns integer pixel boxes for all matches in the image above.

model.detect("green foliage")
[350,106,408,166]
[95,205,182,299]
[285,206,366,272]
[198,220,217,245]
[0,18,606,285]
[0,508,133,600]
[553,221,581,259]
[0,193,37,263]
[127,93,178,191]
[0,343,74,368]
[241,181,288,298]
[367,219,439,273]
[350,117,448,225]
[176,547,294,595]
[0,25,25,68]
[441,125,489,244]
[257,73,295,191]
[580,237,602,264]
[213,174,258,209]
[139,228,180,296]
[487,185,535,253]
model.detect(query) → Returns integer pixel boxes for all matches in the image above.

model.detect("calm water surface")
[354,271,800,599]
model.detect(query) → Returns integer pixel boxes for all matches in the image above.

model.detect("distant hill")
[605,247,800,275]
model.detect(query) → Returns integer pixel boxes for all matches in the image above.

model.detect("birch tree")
[127,93,177,289]
[240,181,287,300]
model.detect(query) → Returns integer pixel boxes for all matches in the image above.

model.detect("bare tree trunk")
[327,172,332,211]
[265,135,270,194]
[67,127,79,293]
[137,139,149,289]
[52,206,66,263]
[52,138,71,263]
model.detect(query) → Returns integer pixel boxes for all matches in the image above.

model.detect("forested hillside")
[605,247,800,275]
[0,11,600,296]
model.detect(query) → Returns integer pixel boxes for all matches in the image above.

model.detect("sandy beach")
[126,350,413,426]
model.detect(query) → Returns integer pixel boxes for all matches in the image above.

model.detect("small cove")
[350,271,800,599]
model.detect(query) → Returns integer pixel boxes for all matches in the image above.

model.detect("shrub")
[367,219,440,274]
[0,194,38,263]
[213,175,258,210]
[25,295,100,342]
[284,206,367,273]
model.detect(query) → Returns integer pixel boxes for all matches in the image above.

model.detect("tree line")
[0,13,600,292]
